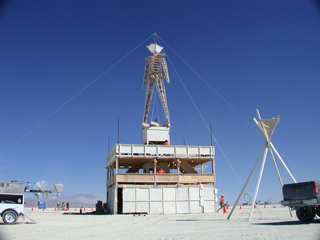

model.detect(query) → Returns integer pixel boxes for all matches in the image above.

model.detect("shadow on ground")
[62,211,100,215]
[253,219,320,225]
[0,221,36,225]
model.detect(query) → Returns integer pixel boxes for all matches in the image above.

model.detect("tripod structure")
[227,109,297,221]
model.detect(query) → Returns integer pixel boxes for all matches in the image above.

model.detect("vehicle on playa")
[0,181,25,224]
[281,181,320,223]
[1,180,63,224]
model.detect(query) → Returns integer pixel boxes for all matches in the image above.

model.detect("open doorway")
[117,188,123,214]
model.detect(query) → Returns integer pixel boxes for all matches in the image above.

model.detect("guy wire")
[0,34,154,156]
[156,35,243,185]
[156,35,258,134]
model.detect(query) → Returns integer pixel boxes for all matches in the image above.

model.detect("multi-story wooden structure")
[106,144,217,214]
[105,42,218,214]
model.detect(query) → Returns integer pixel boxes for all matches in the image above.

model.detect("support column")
[177,158,181,187]
[153,158,157,173]
[153,158,157,186]
[249,146,269,221]
[268,146,283,187]
[228,143,266,220]
[211,157,215,176]
[116,157,119,174]
[270,142,297,183]
[177,159,181,174]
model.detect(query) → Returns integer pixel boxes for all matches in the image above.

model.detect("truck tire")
[296,207,315,223]
[315,208,320,217]
[2,210,18,224]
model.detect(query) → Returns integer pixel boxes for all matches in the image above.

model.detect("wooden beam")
[180,161,198,174]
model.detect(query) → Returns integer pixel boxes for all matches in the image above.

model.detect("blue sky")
[1,1,319,205]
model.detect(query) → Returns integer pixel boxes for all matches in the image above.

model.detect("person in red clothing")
[218,195,224,211]
[164,140,169,145]
[157,167,165,174]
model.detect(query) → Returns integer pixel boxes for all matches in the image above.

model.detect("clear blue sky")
[1,1,319,205]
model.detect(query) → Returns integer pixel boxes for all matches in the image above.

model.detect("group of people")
[57,202,69,211]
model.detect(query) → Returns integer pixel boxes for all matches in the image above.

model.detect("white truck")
[0,182,25,224]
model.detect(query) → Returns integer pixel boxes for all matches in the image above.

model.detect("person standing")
[157,167,165,174]
[218,195,224,211]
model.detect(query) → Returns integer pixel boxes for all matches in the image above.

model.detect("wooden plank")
[109,173,215,185]
[180,161,198,173]
[126,167,141,173]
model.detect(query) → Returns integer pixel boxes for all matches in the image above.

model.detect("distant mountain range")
[25,193,105,208]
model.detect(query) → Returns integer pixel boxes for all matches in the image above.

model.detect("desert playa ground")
[0,206,319,240]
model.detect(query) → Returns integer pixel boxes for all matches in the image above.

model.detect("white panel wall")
[136,202,149,213]
[189,188,200,201]
[150,202,163,214]
[107,186,116,214]
[189,201,202,213]
[177,201,189,213]
[176,188,188,201]
[116,186,217,214]
[163,188,176,200]
[123,188,135,201]
[163,202,176,213]
[123,201,135,213]
[203,188,214,200]
[150,188,162,201]
[136,189,149,201]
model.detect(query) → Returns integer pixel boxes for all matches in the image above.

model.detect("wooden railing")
[107,144,215,167]
[107,173,215,187]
